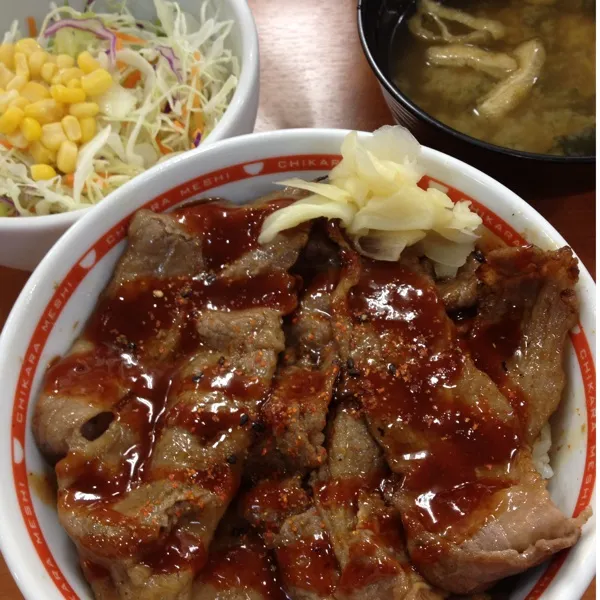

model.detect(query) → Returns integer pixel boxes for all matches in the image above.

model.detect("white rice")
[532,423,554,479]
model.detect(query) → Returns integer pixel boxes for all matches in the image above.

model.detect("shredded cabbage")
[1,0,239,216]
[259,126,483,276]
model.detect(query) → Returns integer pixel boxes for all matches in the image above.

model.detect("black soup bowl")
[357,0,595,197]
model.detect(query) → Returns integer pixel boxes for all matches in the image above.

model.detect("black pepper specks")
[387,363,397,375]
[474,249,486,263]
[239,413,249,426]
[192,373,204,383]
[226,455,237,465]
[252,421,265,433]
[348,366,361,378]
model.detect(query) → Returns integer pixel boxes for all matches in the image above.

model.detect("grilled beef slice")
[34,197,307,600]
[313,403,446,600]
[192,511,286,599]
[467,246,579,443]
[327,230,590,594]
[259,224,342,471]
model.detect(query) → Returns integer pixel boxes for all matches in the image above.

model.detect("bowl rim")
[356,0,596,164]
[0,0,259,231]
[0,128,595,600]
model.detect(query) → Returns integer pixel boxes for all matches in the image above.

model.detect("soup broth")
[391,0,596,156]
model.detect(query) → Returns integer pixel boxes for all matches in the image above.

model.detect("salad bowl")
[0,0,259,271]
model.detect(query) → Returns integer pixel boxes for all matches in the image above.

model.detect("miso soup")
[391,0,596,156]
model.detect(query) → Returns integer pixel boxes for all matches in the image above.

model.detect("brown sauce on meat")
[202,536,287,599]
[46,200,302,576]
[242,479,311,530]
[276,532,339,595]
[467,307,528,423]
[315,473,386,508]
[141,529,207,574]
[338,537,400,592]
[88,271,297,351]
[269,369,328,426]
[361,506,406,552]
[175,199,291,271]
[343,258,520,537]
[43,345,139,400]
[81,559,111,581]
[168,404,246,441]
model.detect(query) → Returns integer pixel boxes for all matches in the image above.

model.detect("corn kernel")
[61,115,82,142]
[6,75,27,92]
[41,121,67,150]
[30,140,56,164]
[0,65,14,89]
[0,44,15,69]
[14,53,30,80]
[15,38,40,57]
[31,164,57,181]
[9,96,30,110]
[0,90,19,111]
[21,81,50,103]
[67,79,83,90]
[21,116,42,141]
[79,116,97,143]
[0,105,24,134]
[77,51,101,74]
[28,50,48,79]
[45,54,57,64]
[81,69,112,96]
[69,102,99,118]
[40,62,58,83]
[0,64,14,88]
[57,140,78,173]
[50,84,86,104]
[51,74,62,85]
[6,130,28,149]
[60,67,84,85]
[25,99,64,124]
[56,54,75,69]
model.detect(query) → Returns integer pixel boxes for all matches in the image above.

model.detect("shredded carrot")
[0,140,13,149]
[123,70,141,88]
[117,60,128,72]
[191,51,202,76]
[156,139,172,155]
[193,111,205,131]
[63,174,74,187]
[27,16,37,38]
[173,120,185,130]
[113,31,147,46]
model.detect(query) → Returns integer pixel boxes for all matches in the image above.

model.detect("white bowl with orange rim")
[0,0,259,271]
[0,128,595,599]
